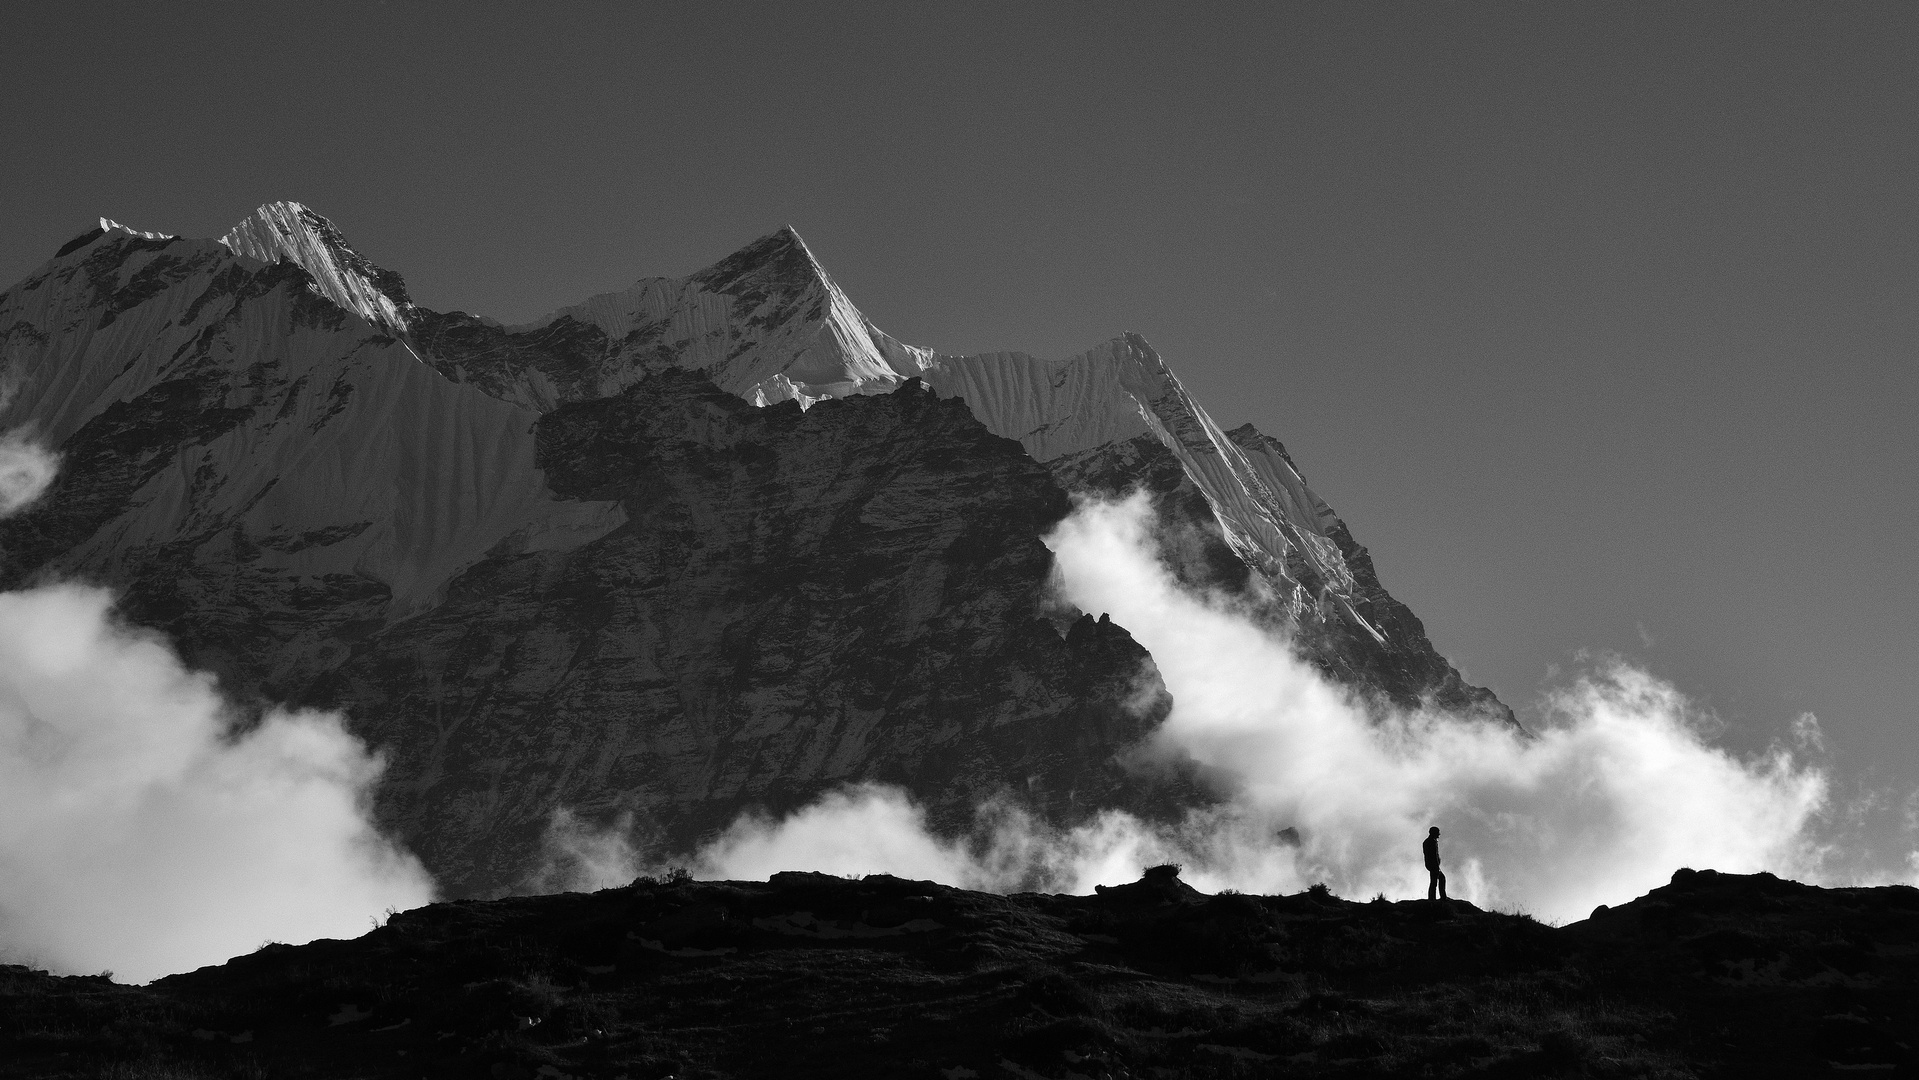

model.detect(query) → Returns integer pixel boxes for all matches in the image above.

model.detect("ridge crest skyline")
[24,199,1468,686]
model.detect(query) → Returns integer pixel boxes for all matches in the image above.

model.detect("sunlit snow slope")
[0,218,619,624]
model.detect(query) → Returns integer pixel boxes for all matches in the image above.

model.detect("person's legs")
[1437,870,1448,900]
[1428,871,1439,900]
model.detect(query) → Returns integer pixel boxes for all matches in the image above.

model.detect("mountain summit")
[0,203,1506,893]
[406,215,1500,715]
[219,200,413,332]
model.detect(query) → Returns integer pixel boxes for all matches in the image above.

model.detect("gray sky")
[4,3,1914,827]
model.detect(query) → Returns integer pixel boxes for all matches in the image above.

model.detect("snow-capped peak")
[696,225,826,289]
[98,218,175,241]
[490,226,935,409]
[438,223,1379,629]
[523,226,1378,630]
[682,225,938,403]
[220,201,411,332]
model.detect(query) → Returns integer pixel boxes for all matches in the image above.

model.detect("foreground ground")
[2,867,1916,1078]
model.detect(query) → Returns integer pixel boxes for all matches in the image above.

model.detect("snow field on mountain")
[0,228,621,616]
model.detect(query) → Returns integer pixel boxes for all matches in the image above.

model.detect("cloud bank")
[0,584,434,982]
[0,427,59,518]
[615,493,1859,925]
[532,808,646,894]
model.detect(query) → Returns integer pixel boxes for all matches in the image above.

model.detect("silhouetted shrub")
[1016,969,1103,1018]
[550,996,620,1039]
[1537,1027,1592,1069]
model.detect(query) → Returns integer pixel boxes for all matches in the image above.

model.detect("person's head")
[1429,826,1441,837]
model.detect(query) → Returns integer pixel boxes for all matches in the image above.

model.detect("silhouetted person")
[1424,826,1448,900]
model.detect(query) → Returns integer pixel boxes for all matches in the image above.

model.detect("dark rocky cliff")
[313,372,1182,894]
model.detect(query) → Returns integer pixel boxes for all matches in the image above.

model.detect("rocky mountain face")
[0,204,1506,895]
[318,372,1182,890]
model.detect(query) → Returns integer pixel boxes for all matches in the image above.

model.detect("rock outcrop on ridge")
[0,204,1505,894]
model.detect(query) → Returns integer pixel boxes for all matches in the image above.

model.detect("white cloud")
[0,584,435,982]
[665,494,1849,924]
[529,808,645,893]
[0,429,58,518]
[694,786,978,884]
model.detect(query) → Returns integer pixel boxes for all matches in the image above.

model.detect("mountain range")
[0,203,1508,895]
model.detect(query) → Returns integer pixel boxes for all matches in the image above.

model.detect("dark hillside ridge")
[4,868,1914,1078]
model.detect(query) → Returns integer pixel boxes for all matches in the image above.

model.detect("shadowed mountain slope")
[318,371,1185,893]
